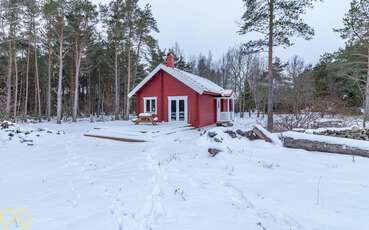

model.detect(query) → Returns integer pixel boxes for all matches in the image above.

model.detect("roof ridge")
[129,64,232,98]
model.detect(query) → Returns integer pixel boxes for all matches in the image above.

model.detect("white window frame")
[168,96,188,122]
[143,97,157,114]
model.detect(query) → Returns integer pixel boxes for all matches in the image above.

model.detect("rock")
[1,122,9,129]
[224,130,237,138]
[245,130,259,140]
[19,137,33,144]
[208,131,218,138]
[351,125,360,132]
[222,122,234,127]
[208,148,222,157]
[214,137,223,143]
[236,129,246,137]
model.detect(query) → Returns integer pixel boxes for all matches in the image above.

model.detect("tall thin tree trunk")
[13,42,18,119]
[364,45,369,128]
[24,40,31,118]
[126,48,131,120]
[47,42,52,121]
[133,37,142,85]
[114,45,119,120]
[18,53,23,116]
[97,68,101,116]
[267,0,274,131]
[34,30,41,121]
[72,43,82,122]
[88,73,91,116]
[56,16,64,124]
[6,40,12,117]
[101,82,104,115]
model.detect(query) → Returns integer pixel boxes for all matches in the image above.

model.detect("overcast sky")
[96,0,352,64]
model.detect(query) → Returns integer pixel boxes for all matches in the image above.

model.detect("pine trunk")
[125,48,131,120]
[133,37,142,86]
[34,32,41,121]
[267,0,274,131]
[56,17,64,124]
[13,42,18,119]
[114,45,119,120]
[72,43,82,122]
[97,68,101,116]
[47,42,52,121]
[24,40,31,117]
[364,45,369,128]
[6,40,12,117]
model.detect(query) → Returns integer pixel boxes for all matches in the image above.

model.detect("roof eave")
[203,91,222,96]
[128,64,165,98]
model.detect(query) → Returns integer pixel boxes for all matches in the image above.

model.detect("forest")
[0,0,368,131]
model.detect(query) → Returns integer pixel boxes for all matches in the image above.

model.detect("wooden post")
[227,98,230,121]
[216,98,220,122]
[232,98,234,120]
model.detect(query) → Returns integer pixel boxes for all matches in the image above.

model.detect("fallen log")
[252,126,273,143]
[281,136,369,158]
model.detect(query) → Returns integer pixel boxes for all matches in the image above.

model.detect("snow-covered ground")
[1,118,369,230]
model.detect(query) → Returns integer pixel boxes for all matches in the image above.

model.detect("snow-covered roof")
[128,64,232,98]
[222,90,234,97]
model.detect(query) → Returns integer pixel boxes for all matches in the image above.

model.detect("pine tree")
[67,0,98,122]
[122,0,139,120]
[335,0,369,126]
[100,0,125,120]
[42,0,58,121]
[53,0,66,124]
[239,0,320,131]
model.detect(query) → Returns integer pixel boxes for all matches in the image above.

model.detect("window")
[143,97,157,114]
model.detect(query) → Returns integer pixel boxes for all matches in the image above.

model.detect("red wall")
[221,99,229,112]
[135,70,217,127]
[198,94,217,127]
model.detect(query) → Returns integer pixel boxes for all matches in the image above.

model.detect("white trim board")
[143,97,157,114]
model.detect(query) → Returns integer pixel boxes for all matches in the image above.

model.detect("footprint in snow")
[224,182,254,209]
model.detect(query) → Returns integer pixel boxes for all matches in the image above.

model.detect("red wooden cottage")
[128,54,235,128]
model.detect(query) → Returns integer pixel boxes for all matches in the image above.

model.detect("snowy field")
[1,118,369,230]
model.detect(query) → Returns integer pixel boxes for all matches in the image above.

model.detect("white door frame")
[168,96,188,122]
[216,98,221,121]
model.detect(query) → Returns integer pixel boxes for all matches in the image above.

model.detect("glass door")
[178,99,185,121]
[168,97,188,122]
[170,100,177,121]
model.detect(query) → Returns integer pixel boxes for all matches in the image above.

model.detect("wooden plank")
[84,134,147,143]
